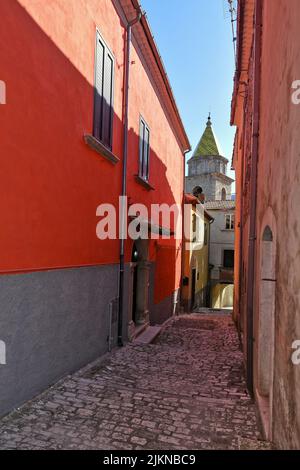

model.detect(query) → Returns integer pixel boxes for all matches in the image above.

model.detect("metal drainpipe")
[246,0,262,395]
[118,11,141,347]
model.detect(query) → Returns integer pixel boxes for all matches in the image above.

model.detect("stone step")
[133,326,161,345]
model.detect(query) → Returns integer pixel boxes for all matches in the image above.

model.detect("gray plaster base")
[150,289,180,326]
[0,264,118,417]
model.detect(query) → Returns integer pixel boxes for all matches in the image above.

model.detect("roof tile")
[193,116,220,157]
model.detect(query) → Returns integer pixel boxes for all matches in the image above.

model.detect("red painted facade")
[0,0,189,308]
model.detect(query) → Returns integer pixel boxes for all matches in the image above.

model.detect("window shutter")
[94,36,104,140]
[139,119,145,176]
[143,127,150,180]
[139,117,150,180]
[93,32,114,149]
[102,52,114,148]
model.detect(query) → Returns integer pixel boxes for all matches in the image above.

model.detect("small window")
[221,188,227,201]
[139,117,150,181]
[262,225,273,241]
[93,31,114,149]
[224,250,234,268]
[225,214,235,230]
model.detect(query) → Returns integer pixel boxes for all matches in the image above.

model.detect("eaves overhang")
[129,215,175,237]
[231,0,255,126]
[204,210,214,222]
[116,0,191,154]
[187,154,229,165]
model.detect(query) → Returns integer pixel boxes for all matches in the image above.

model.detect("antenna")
[226,0,237,65]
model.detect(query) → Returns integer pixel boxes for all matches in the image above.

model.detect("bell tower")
[185,115,234,201]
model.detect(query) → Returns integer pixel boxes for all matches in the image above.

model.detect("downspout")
[246,0,262,395]
[118,10,142,347]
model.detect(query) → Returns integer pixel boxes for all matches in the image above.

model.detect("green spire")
[193,114,220,157]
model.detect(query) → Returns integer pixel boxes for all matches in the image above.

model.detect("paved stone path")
[0,314,271,450]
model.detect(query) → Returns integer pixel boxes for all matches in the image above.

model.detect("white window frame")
[225,213,235,230]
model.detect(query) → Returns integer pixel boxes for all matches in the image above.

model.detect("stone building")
[185,116,235,308]
[205,200,235,309]
[231,0,300,449]
[185,115,234,201]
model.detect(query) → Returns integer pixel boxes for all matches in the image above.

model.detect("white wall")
[207,209,235,280]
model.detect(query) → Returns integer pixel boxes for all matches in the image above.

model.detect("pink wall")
[254,0,300,448]
[232,0,300,448]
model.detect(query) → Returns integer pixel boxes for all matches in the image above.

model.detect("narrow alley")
[1,0,300,454]
[0,314,270,450]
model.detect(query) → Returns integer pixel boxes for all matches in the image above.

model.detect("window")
[225,214,235,230]
[93,31,114,149]
[139,117,150,181]
[221,188,227,201]
[223,250,234,268]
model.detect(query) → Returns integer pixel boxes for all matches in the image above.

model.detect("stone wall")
[187,155,229,177]
[185,175,232,202]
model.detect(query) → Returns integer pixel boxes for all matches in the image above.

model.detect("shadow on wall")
[0,0,181,302]
[0,0,181,416]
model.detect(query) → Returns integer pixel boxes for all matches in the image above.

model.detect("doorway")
[131,244,138,325]
[128,239,150,340]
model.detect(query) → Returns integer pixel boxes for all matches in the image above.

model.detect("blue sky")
[141,0,236,184]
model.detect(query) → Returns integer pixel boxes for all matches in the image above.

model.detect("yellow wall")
[211,284,234,309]
[182,204,210,309]
[194,235,209,299]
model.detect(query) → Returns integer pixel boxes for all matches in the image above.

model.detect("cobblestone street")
[0,314,270,450]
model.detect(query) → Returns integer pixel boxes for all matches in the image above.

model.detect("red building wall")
[0,0,122,271]
[0,0,189,417]
[0,0,186,306]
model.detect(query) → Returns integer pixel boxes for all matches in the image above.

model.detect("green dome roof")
[193,115,220,157]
